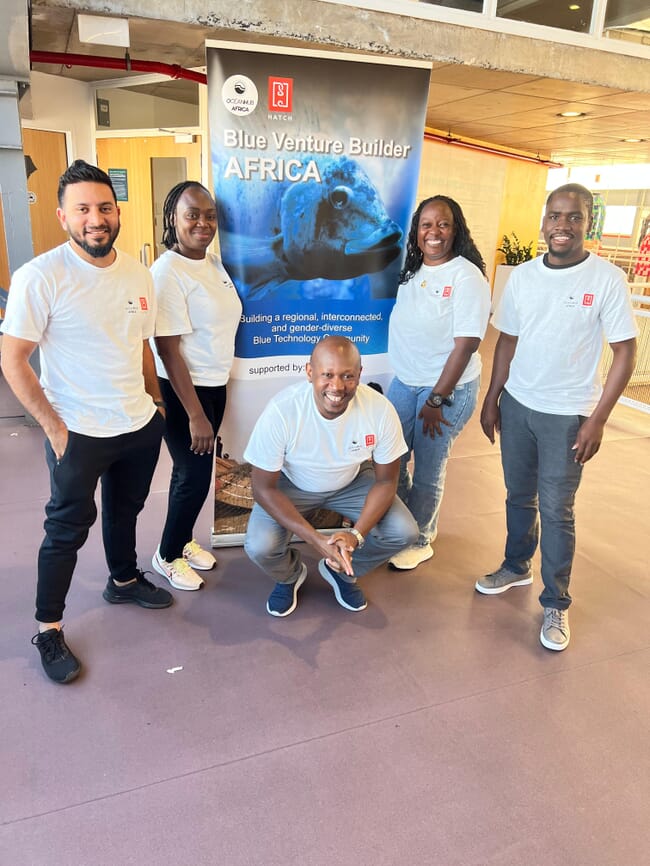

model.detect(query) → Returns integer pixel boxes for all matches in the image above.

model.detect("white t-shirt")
[151,251,242,387]
[243,382,408,493]
[493,253,638,415]
[2,243,157,436]
[388,256,491,386]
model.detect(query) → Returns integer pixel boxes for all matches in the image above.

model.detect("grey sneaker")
[475,565,533,595]
[540,607,570,651]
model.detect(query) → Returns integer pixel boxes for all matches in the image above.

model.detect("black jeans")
[36,412,164,622]
[158,378,227,561]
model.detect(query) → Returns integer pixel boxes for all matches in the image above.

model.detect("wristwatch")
[348,527,365,548]
[425,393,452,409]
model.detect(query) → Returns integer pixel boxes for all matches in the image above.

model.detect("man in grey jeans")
[478,183,637,651]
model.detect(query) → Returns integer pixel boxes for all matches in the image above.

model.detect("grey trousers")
[244,464,419,584]
[499,390,584,610]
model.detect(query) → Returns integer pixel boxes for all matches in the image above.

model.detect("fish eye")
[330,186,352,210]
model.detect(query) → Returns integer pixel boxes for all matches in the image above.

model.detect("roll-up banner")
[207,41,430,545]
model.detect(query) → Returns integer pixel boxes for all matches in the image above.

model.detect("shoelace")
[31,630,67,662]
[546,608,568,633]
[171,559,194,574]
[134,569,157,590]
[184,540,201,556]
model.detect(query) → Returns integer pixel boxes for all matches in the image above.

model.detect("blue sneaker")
[318,559,367,611]
[266,563,307,617]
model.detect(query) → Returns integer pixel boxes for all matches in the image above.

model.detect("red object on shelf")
[634,234,650,278]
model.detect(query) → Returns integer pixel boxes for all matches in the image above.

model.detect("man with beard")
[244,336,418,616]
[478,183,637,651]
[1,160,172,684]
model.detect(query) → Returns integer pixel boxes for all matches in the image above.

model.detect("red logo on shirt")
[365,434,376,447]
[268,78,293,112]
[139,297,148,311]
[442,285,453,298]
[582,293,594,307]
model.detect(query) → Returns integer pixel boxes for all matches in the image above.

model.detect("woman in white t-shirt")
[150,182,242,590]
[387,196,490,570]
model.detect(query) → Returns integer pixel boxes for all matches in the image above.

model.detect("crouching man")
[244,336,419,615]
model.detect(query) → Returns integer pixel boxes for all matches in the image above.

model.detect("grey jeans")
[499,390,584,610]
[244,463,418,584]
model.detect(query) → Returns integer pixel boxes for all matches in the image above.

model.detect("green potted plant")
[492,233,535,312]
[497,232,534,265]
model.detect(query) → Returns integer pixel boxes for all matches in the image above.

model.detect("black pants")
[36,412,164,622]
[158,378,227,562]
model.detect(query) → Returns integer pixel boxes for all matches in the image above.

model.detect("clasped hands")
[322,529,360,577]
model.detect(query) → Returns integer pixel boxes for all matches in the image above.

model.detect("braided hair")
[161,181,214,249]
[399,195,486,283]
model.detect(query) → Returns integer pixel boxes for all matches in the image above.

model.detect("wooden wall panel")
[416,139,548,286]
[96,136,202,262]
[22,128,68,256]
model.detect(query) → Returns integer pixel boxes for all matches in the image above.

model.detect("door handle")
[140,243,152,266]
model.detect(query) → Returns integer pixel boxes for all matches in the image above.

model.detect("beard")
[70,222,120,259]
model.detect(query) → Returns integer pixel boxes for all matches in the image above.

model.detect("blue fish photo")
[217,156,403,301]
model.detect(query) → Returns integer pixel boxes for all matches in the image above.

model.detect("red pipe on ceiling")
[425,130,562,168]
[30,50,207,84]
[30,51,561,167]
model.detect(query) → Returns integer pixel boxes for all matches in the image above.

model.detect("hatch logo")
[582,293,594,306]
[268,77,293,113]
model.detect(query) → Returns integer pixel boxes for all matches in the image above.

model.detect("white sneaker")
[152,548,204,591]
[182,539,217,571]
[388,543,434,570]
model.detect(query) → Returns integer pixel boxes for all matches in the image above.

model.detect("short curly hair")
[400,195,486,283]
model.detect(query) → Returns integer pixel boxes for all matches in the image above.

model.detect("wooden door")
[96,136,202,262]
[22,128,69,256]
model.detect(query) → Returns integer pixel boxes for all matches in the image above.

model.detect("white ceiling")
[29,8,650,167]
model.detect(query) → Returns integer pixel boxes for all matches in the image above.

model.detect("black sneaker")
[266,563,307,617]
[318,560,367,611]
[31,628,81,684]
[102,570,173,609]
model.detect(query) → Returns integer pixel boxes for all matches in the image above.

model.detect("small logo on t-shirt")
[442,285,453,298]
[582,293,594,306]
[139,297,149,311]
[365,434,376,447]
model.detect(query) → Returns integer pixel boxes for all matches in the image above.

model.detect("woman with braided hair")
[150,181,241,590]
[387,195,491,570]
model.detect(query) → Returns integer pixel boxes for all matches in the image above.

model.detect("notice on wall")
[108,168,128,201]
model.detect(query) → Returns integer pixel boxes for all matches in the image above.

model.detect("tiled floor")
[1,327,649,865]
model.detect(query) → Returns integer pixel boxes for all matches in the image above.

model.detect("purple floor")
[1,327,649,865]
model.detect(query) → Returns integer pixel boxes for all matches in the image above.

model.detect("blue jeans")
[244,463,418,584]
[387,375,480,546]
[499,390,584,610]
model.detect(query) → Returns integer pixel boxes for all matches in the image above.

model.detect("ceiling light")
[78,14,130,48]
[558,111,586,117]
[569,4,580,10]
[621,138,645,143]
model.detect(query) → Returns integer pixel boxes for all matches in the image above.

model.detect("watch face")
[429,394,443,407]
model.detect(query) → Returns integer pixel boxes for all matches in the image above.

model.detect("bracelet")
[348,527,365,548]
